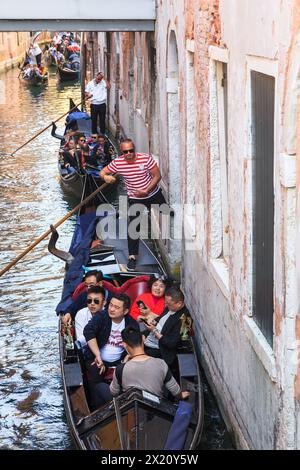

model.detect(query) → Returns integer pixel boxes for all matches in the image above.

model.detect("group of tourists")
[62,270,192,409]
[46,32,80,71]
[20,41,47,80]
[56,130,115,176]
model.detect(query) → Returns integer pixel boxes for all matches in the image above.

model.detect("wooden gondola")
[57,63,79,81]
[50,182,204,451]
[55,99,118,200]
[20,67,48,86]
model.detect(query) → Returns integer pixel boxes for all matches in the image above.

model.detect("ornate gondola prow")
[48,225,74,266]
[69,98,80,112]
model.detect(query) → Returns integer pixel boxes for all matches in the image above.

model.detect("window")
[209,59,229,287]
[251,71,275,346]
[186,51,196,206]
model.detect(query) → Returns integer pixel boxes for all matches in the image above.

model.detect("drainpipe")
[80,32,88,112]
[106,32,111,135]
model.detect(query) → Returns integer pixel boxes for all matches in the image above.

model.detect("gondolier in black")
[85,72,111,135]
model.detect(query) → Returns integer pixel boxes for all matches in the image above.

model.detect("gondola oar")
[0,180,109,278]
[10,97,90,157]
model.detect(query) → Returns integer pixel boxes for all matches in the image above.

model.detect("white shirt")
[30,44,42,56]
[53,34,61,46]
[100,319,125,363]
[75,307,92,346]
[85,79,108,105]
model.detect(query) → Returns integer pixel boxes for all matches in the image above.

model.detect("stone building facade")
[0,32,30,72]
[84,0,300,449]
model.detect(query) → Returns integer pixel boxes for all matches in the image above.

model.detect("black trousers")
[128,188,167,256]
[35,53,42,66]
[91,103,106,134]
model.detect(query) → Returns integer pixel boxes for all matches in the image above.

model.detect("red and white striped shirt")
[106,153,159,199]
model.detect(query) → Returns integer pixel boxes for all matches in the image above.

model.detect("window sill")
[243,316,277,382]
[209,258,229,298]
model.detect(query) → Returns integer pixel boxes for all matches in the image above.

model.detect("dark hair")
[111,293,131,311]
[148,275,168,291]
[84,270,103,282]
[76,134,86,143]
[97,133,106,139]
[87,285,105,298]
[121,326,143,348]
[165,286,184,303]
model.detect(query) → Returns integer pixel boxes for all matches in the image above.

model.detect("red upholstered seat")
[72,275,151,302]
[123,281,150,304]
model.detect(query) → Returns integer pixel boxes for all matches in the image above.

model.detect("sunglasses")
[154,273,167,281]
[91,136,97,139]
[79,139,86,142]
[87,298,101,305]
[122,149,135,154]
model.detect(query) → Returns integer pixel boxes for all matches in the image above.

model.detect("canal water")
[0,66,232,450]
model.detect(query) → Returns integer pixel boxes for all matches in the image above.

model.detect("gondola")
[57,63,79,81]
[20,66,48,86]
[50,180,204,450]
[54,99,118,199]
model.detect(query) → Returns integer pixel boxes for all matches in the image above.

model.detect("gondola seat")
[122,280,150,304]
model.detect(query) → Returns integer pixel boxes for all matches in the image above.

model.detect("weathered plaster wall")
[0,32,30,73]
[180,0,297,449]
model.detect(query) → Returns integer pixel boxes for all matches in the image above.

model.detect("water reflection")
[0,66,80,450]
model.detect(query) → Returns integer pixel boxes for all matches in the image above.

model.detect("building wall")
[181,0,297,449]
[88,0,300,449]
[0,32,30,72]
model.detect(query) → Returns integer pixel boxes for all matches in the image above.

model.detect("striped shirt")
[106,153,159,199]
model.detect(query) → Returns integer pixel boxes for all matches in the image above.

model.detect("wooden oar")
[10,97,88,156]
[0,181,109,278]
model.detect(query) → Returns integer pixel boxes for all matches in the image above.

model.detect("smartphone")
[140,317,149,324]
[137,300,147,309]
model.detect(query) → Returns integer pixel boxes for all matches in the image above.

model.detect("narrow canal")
[0,66,232,450]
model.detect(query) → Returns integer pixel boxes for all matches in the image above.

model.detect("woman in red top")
[130,276,168,322]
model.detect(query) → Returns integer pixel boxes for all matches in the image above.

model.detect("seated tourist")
[81,144,97,168]
[92,135,114,164]
[62,270,107,327]
[75,134,87,149]
[87,134,99,148]
[83,294,138,408]
[130,275,168,323]
[75,286,106,346]
[91,144,112,169]
[109,326,190,399]
[23,64,33,78]
[60,140,78,174]
[143,286,192,367]
[56,50,65,64]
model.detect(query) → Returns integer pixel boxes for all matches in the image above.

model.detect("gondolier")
[28,42,42,67]
[100,138,167,271]
[85,72,111,134]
